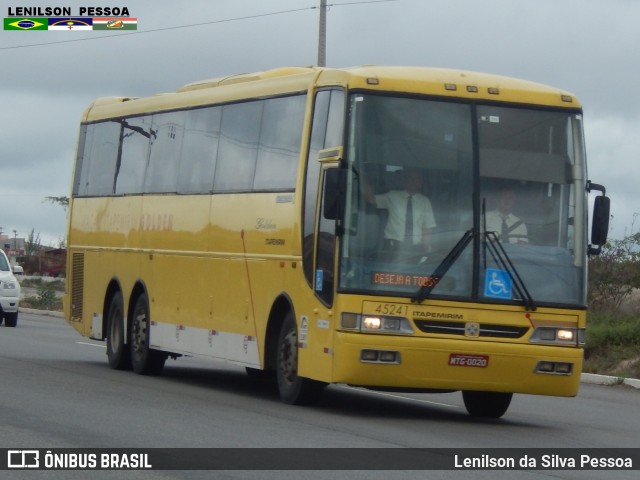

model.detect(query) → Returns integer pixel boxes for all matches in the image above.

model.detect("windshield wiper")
[412,229,474,303]
[484,231,536,311]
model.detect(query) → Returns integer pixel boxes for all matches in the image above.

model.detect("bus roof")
[82,65,581,122]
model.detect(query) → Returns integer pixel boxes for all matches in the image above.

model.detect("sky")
[1,0,639,247]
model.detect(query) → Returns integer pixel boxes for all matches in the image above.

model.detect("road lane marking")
[76,341,105,348]
[338,385,460,409]
[366,390,460,409]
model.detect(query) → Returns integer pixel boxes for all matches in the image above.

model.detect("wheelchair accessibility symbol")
[484,268,512,299]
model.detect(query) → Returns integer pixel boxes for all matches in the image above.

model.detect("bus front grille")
[414,320,529,339]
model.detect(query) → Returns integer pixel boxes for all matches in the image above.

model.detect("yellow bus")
[65,66,610,418]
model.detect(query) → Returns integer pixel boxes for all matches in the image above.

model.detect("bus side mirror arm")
[586,181,610,255]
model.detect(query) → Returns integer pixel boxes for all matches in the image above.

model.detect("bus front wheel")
[276,312,325,405]
[462,390,512,418]
[130,293,166,375]
[106,291,131,370]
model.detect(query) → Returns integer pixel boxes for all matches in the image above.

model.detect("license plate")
[448,354,489,368]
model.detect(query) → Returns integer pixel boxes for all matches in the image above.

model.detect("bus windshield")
[338,93,587,307]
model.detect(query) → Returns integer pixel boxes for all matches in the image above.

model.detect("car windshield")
[338,93,587,307]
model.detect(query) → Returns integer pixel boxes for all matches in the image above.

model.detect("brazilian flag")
[4,18,48,30]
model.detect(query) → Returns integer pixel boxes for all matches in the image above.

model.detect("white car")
[0,250,20,327]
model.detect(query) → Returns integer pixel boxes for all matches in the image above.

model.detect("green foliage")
[21,280,64,311]
[586,313,640,349]
[588,232,640,313]
[584,313,640,378]
[36,283,58,310]
[586,228,640,378]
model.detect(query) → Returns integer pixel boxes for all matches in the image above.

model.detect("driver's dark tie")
[405,195,413,243]
[501,215,509,242]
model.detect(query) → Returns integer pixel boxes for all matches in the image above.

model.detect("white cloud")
[585,113,640,238]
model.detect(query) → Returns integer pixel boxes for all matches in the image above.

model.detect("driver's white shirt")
[375,190,436,245]
[485,210,528,243]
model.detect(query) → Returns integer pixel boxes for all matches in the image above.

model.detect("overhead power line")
[0,6,314,51]
[1,0,396,53]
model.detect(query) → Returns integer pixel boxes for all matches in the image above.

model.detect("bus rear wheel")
[130,293,166,375]
[462,391,512,418]
[106,291,131,370]
[276,312,325,405]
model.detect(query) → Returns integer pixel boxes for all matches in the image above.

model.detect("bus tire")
[462,391,512,418]
[106,291,131,370]
[245,367,275,380]
[130,293,166,375]
[276,312,326,405]
[4,312,18,327]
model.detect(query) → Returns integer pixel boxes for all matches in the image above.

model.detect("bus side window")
[214,101,263,192]
[178,106,222,194]
[115,117,153,195]
[74,121,120,197]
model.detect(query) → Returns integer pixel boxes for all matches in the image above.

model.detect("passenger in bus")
[485,187,528,244]
[365,167,436,254]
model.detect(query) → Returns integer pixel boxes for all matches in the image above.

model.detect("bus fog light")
[537,361,554,373]
[361,349,379,362]
[363,316,382,330]
[535,361,573,375]
[379,351,398,363]
[360,349,400,364]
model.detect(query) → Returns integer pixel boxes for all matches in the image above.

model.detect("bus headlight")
[556,329,575,342]
[363,316,382,330]
[340,313,414,335]
[529,327,585,345]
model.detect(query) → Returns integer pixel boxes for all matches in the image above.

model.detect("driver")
[365,167,436,254]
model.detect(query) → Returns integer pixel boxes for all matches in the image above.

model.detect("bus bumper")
[332,332,583,397]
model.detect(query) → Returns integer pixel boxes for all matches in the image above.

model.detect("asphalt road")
[1,312,638,480]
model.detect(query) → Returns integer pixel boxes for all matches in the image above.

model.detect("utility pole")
[317,0,327,67]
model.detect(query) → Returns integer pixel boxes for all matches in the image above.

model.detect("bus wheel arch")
[275,306,326,405]
[104,280,131,370]
[128,283,166,375]
[263,294,294,373]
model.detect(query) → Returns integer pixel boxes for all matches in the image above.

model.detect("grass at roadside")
[19,277,64,312]
[584,312,640,379]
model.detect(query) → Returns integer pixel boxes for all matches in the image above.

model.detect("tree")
[24,228,41,256]
[45,196,69,211]
[588,232,640,312]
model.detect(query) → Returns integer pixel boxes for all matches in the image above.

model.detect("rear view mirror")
[589,195,610,254]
